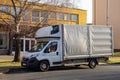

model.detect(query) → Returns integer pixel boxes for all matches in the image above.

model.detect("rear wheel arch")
[88,58,98,64]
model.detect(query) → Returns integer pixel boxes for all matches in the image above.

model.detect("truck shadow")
[4,66,88,74]
[50,66,88,71]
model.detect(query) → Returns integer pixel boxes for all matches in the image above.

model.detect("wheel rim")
[89,60,96,69]
[41,64,47,69]
[91,61,95,67]
[40,61,49,71]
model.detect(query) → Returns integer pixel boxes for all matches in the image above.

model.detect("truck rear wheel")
[39,61,49,72]
[88,59,97,69]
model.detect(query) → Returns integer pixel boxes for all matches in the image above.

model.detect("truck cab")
[21,25,63,71]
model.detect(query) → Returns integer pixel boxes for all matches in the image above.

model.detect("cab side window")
[44,42,57,53]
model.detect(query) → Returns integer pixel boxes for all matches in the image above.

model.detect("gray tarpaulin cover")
[62,24,113,59]
[63,25,88,58]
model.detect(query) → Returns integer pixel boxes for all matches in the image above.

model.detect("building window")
[0,32,7,49]
[57,13,64,20]
[32,10,40,22]
[1,6,10,13]
[23,10,31,22]
[49,12,56,19]
[41,11,48,23]
[65,13,70,21]
[71,14,78,22]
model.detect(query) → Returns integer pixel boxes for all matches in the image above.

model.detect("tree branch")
[0,16,16,33]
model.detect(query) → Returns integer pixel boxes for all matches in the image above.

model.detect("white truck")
[21,24,113,71]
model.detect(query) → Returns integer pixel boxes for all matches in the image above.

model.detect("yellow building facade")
[0,0,87,54]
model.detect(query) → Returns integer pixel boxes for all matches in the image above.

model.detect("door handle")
[56,52,59,55]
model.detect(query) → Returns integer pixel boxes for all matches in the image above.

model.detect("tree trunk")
[8,31,13,55]
[13,34,21,62]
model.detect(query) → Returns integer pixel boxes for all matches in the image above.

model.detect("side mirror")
[56,52,59,55]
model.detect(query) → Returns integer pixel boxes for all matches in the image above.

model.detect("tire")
[39,61,49,72]
[88,59,97,69]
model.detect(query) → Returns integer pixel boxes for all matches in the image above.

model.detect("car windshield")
[29,42,48,52]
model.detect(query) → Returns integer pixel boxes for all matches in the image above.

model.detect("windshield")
[29,42,48,52]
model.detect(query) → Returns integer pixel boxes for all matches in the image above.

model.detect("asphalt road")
[0,64,120,80]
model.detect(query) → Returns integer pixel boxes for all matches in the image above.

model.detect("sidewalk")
[0,53,23,60]
[0,55,14,61]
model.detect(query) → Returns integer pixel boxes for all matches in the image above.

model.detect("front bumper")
[21,57,39,68]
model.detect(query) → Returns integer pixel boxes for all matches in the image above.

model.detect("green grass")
[108,57,120,64]
[0,60,20,67]
[114,52,120,57]
[107,52,120,64]
[0,60,20,73]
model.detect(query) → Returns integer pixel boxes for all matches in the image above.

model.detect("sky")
[75,0,92,23]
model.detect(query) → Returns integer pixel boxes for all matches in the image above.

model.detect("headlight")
[30,54,39,58]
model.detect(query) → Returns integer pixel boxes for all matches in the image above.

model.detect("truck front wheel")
[39,61,50,72]
[88,59,97,69]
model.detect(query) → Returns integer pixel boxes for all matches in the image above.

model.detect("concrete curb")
[0,68,10,75]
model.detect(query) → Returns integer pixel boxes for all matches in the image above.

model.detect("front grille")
[23,57,29,61]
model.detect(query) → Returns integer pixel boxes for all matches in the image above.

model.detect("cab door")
[43,40,62,66]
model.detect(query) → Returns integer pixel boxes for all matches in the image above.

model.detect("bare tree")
[40,0,74,8]
[0,0,74,62]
